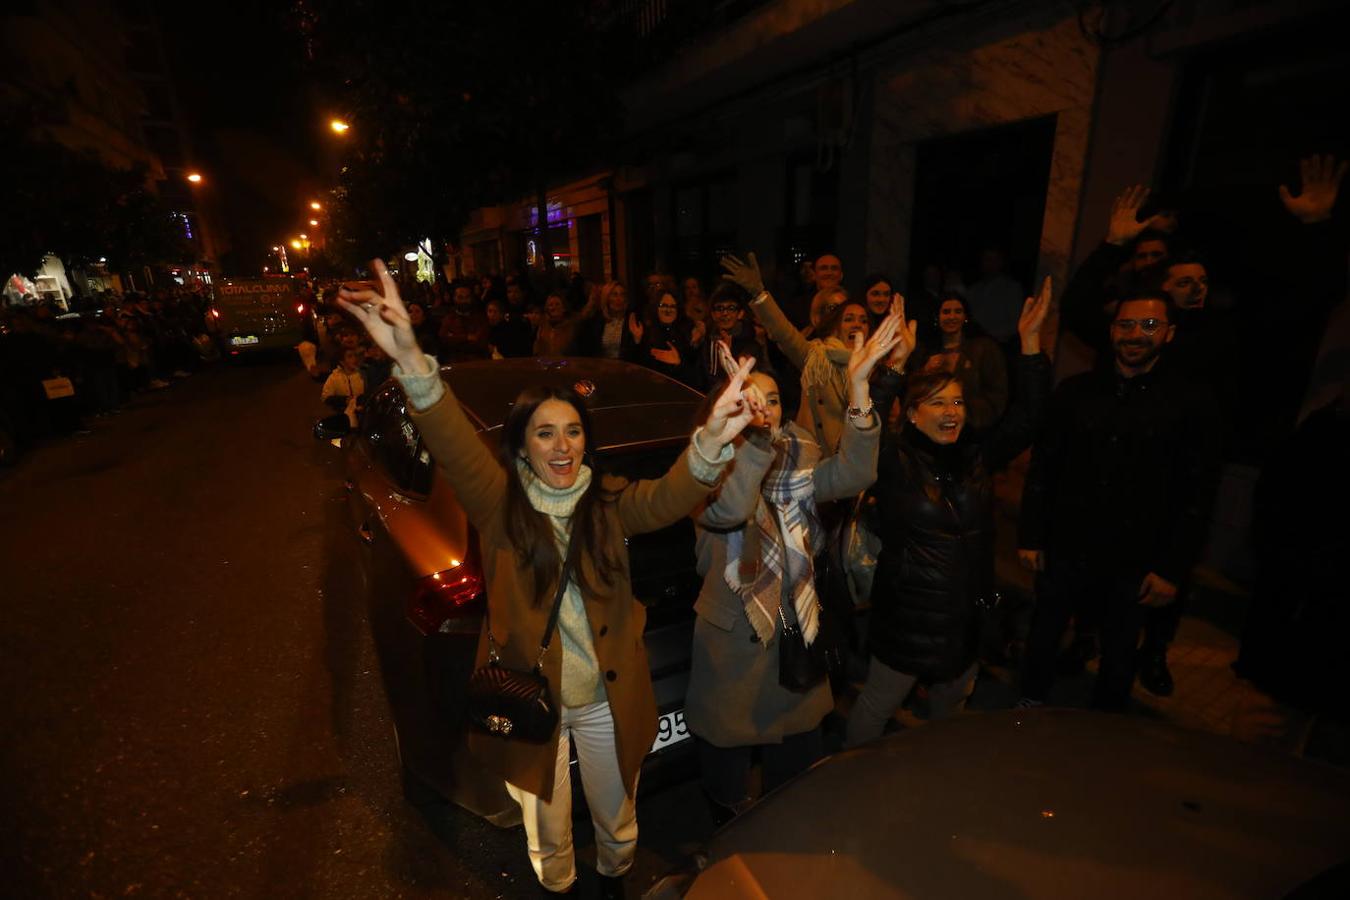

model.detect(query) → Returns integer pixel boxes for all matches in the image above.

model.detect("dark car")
[658,709,1350,900]
[329,357,706,824]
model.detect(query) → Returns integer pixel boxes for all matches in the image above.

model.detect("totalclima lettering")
[220,284,292,296]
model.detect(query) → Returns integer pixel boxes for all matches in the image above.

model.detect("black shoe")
[597,873,627,900]
[539,882,577,897]
[1139,650,1174,697]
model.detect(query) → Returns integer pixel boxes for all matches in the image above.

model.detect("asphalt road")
[0,358,710,899]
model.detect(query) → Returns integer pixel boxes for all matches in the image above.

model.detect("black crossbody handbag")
[466,541,576,743]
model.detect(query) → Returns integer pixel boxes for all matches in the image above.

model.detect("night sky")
[156,0,331,273]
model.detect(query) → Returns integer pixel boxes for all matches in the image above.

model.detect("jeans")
[845,657,979,747]
[1023,562,1148,711]
[696,729,824,809]
[505,700,638,893]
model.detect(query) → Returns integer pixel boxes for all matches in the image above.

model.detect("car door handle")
[356,519,375,545]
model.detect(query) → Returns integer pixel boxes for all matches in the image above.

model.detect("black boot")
[1138,648,1174,697]
[597,872,627,900]
[539,881,578,897]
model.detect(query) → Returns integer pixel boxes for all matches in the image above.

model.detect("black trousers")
[696,729,824,808]
[1023,560,1148,711]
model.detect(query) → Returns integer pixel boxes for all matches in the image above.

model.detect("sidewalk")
[837,461,1345,767]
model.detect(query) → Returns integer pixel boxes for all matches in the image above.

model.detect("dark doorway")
[907,115,1058,297]
[576,214,604,283]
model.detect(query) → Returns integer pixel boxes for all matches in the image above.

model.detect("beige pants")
[506,700,639,892]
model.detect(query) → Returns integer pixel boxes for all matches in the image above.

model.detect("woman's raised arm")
[339,261,505,527]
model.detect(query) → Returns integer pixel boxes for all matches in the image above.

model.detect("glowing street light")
[186,172,203,183]
[309,201,322,211]
[309,218,319,226]
[272,245,281,252]
[290,239,302,250]
[299,233,308,240]
[329,118,350,134]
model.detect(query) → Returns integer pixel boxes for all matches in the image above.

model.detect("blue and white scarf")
[724,425,823,646]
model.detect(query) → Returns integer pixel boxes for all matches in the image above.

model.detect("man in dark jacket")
[1018,293,1221,712]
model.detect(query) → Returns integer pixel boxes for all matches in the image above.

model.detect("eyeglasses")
[657,303,678,311]
[1111,318,1166,334]
[711,304,740,314]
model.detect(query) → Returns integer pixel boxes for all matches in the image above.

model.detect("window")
[670,174,738,285]
[363,385,434,496]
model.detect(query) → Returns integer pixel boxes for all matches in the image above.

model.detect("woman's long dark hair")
[498,385,624,607]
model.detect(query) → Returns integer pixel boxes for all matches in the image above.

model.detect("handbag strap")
[486,523,579,672]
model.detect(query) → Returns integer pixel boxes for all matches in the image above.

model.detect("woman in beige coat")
[722,251,889,456]
[340,261,762,898]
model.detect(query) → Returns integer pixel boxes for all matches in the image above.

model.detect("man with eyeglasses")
[1016,292,1221,712]
[693,283,773,391]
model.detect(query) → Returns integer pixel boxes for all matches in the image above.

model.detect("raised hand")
[1105,185,1170,246]
[1018,276,1053,355]
[847,309,903,388]
[628,312,644,345]
[1279,154,1348,224]
[719,252,765,297]
[1138,571,1177,608]
[337,259,429,374]
[689,318,707,347]
[702,356,760,449]
[885,293,918,372]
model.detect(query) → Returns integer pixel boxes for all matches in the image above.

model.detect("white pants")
[845,658,979,747]
[505,700,638,892]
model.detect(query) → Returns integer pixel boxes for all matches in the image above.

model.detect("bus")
[210,276,309,356]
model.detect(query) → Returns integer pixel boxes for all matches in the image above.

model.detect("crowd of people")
[0,286,215,453]
[332,152,1346,896]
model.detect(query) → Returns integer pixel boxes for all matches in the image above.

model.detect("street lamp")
[310,201,322,211]
[290,239,302,250]
[329,118,350,134]
[309,218,319,226]
[186,172,203,183]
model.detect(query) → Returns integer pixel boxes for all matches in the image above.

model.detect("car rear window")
[363,385,434,496]
[601,444,700,627]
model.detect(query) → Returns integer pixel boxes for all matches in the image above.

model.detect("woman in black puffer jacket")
[844,279,1052,746]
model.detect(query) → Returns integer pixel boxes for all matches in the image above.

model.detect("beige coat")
[409,387,725,801]
[750,291,850,456]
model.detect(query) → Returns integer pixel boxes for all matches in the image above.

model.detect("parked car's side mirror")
[313,414,351,441]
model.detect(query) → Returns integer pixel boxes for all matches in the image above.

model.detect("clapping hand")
[1280,154,1347,225]
[337,260,430,375]
[884,293,918,373]
[1017,276,1053,355]
[628,312,644,344]
[719,252,765,297]
[650,342,681,366]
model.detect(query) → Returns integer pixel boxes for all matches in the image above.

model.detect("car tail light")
[407,562,484,635]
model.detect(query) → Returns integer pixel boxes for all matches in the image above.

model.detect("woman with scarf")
[685,305,907,824]
[844,278,1053,746]
[721,252,881,458]
[338,261,762,898]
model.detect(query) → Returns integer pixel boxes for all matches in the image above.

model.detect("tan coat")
[750,291,849,456]
[409,387,723,801]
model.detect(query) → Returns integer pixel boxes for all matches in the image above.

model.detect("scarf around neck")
[802,336,851,393]
[723,424,823,646]
[515,458,593,519]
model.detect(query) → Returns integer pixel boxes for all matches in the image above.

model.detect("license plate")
[651,709,690,752]
[230,335,259,346]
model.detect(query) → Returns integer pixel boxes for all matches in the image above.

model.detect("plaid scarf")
[724,425,823,646]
